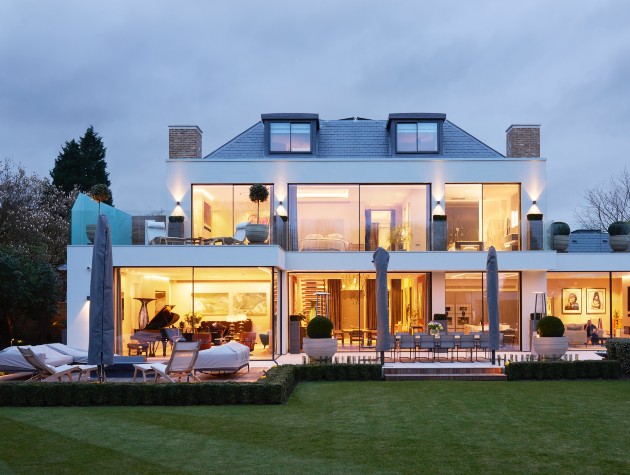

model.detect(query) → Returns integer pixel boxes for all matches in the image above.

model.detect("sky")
[1,0,629,227]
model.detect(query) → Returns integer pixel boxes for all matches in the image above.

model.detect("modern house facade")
[66,113,630,359]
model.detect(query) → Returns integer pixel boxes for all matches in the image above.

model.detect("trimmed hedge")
[605,338,630,374]
[0,364,382,407]
[505,360,621,381]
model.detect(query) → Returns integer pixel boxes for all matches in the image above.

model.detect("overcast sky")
[1,0,629,226]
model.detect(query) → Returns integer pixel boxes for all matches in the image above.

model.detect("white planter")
[532,336,569,360]
[552,235,570,252]
[303,338,338,360]
[609,235,630,252]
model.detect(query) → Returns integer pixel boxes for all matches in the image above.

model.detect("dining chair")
[456,334,475,362]
[398,334,416,361]
[436,334,455,362]
[417,334,436,361]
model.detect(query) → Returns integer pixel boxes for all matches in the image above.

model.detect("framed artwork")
[233,292,268,316]
[586,288,606,314]
[193,292,229,316]
[546,297,553,315]
[562,288,582,314]
[154,290,166,311]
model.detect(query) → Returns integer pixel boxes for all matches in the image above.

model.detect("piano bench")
[127,342,149,356]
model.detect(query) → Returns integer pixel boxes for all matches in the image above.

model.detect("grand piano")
[131,305,181,357]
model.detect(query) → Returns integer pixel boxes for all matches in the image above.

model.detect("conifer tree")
[50,126,113,205]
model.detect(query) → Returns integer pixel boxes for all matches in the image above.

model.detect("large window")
[290,272,428,351]
[445,272,520,349]
[270,122,311,152]
[192,184,273,241]
[288,184,429,251]
[396,122,438,153]
[445,183,520,251]
[117,266,274,360]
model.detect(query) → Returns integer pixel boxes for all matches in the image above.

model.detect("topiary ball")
[551,222,570,235]
[537,315,565,337]
[249,183,269,204]
[608,221,630,236]
[306,315,334,338]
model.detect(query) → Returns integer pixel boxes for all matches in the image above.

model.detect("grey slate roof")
[206,118,504,159]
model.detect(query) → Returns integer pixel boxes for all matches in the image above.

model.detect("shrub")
[536,315,565,337]
[506,360,620,380]
[551,222,570,235]
[608,221,630,236]
[306,315,333,338]
[605,338,630,374]
[88,183,111,203]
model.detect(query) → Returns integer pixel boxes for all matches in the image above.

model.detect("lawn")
[0,381,629,474]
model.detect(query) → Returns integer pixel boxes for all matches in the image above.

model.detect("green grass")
[1,381,629,474]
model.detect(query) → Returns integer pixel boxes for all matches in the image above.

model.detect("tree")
[0,246,60,348]
[0,159,75,266]
[50,126,113,205]
[574,167,630,231]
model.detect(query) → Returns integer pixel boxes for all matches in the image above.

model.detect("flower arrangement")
[428,321,443,334]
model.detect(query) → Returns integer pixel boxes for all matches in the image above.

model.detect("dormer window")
[387,113,445,155]
[270,123,311,152]
[397,122,438,153]
[262,113,319,155]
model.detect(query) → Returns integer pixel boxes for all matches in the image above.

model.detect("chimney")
[506,124,540,158]
[169,126,202,159]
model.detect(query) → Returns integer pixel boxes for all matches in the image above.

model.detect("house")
[66,113,630,358]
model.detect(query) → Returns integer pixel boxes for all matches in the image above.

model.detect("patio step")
[383,366,506,381]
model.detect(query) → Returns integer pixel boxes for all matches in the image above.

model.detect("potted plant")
[550,221,570,252]
[432,313,449,334]
[532,315,568,359]
[608,221,630,252]
[302,315,337,362]
[388,224,409,251]
[168,215,185,238]
[289,313,305,354]
[85,184,112,243]
[245,183,270,244]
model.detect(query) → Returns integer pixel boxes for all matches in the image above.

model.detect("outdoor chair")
[398,334,416,361]
[133,340,201,383]
[349,330,364,347]
[475,334,490,361]
[436,334,455,362]
[18,346,97,382]
[417,334,436,361]
[206,222,247,245]
[145,220,167,245]
[456,334,475,362]
[388,334,398,359]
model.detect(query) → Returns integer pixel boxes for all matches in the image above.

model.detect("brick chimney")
[506,124,540,158]
[169,126,202,159]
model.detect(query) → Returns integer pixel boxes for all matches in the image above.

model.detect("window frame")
[395,121,441,154]
[266,121,315,154]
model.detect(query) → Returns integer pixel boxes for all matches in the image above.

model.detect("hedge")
[605,338,630,375]
[505,360,621,381]
[0,364,382,407]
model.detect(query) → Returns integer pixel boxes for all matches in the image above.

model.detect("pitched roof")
[205,117,504,159]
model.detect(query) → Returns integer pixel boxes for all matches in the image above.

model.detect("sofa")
[564,323,586,346]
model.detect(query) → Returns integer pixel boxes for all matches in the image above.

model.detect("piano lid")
[144,305,180,330]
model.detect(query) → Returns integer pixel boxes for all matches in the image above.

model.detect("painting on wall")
[233,292,268,316]
[586,288,606,314]
[155,290,166,312]
[203,202,212,232]
[193,293,229,316]
[562,288,582,314]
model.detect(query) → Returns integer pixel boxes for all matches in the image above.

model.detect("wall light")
[86,296,90,301]
[437,200,441,206]
[176,201,181,206]
[276,201,288,221]
[532,200,537,205]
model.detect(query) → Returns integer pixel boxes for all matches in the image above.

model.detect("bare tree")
[574,167,630,231]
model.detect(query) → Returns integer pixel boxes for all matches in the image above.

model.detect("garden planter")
[527,219,543,250]
[432,218,447,251]
[532,336,568,360]
[303,338,338,360]
[609,235,630,252]
[552,235,570,252]
[168,221,185,238]
[245,223,269,244]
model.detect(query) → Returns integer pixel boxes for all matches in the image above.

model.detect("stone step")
[385,373,506,381]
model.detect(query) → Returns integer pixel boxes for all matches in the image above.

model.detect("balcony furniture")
[194,341,250,374]
[206,222,248,245]
[333,330,345,347]
[18,346,97,382]
[144,220,167,245]
[349,330,364,347]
